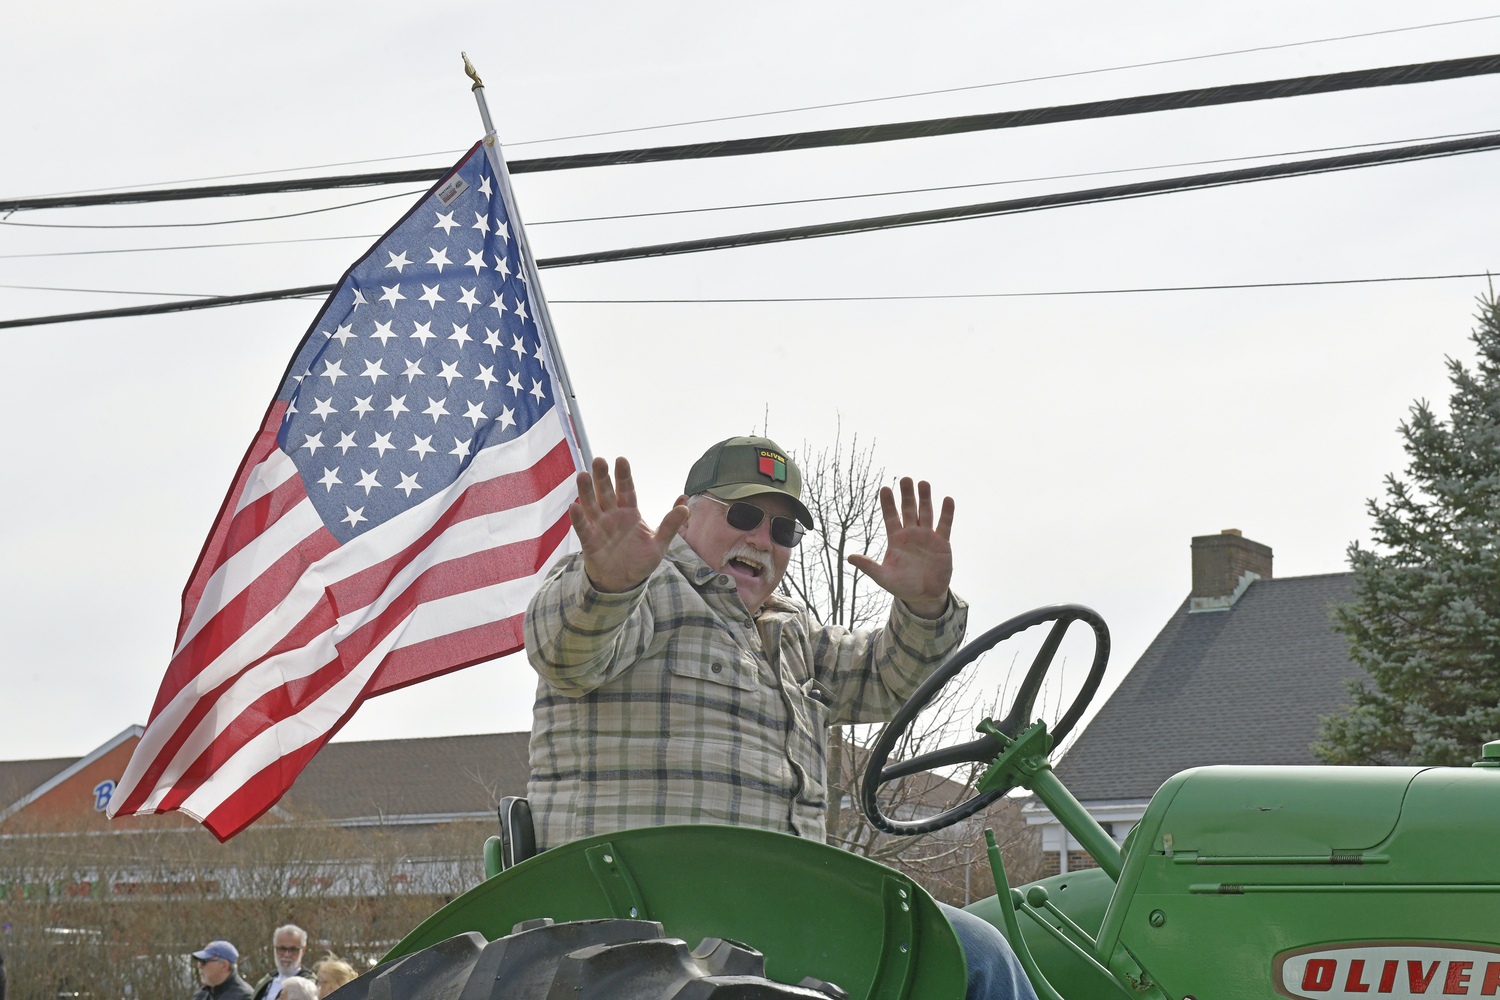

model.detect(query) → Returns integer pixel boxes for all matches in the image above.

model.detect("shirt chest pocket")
[666,648,760,692]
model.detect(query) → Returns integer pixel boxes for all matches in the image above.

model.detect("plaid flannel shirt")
[523,537,968,848]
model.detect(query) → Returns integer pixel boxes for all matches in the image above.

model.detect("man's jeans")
[938,902,1040,1000]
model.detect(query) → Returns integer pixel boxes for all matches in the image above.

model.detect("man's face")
[197,958,231,987]
[274,932,304,976]
[678,491,797,615]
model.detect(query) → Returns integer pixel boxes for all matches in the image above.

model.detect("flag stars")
[496,220,511,245]
[532,340,545,365]
[386,250,412,273]
[318,467,342,492]
[471,211,490,235]
[300,432,324,455]
[351,289,368,309]
[402,358,425,381]
[370,321,396,345]
[409,434,436,460]
[379,284,405,307]
[478,175,492,198]
[395,472,423,498]
[361,359,388,384]
[419,284,445,309]
[516,299,530,324]
[483,327,503,352]
[311,397,338,421]
[385,394,410,419]
[427,247,452,273]
[450,437,473,460]
[449,323,472,348]
[437,360,464,386]
[369,432,395,457]
[330,324,356,347]
[488,292,507,318]
[351,395,374,418]
[355,470,382,495]
[492,254,511,279]
[410,321,435,346]
[423,397,450,422]
[457,286,480,312]
[320,359,347,385]
[497,404,516,431]
[506,370,523,395]
[476,364,498,390]
[530,378,546,404]
[342,506,367,527]
[433,211,458,235]
[464,250,487,275]
[335,431,359,455]
[463,401,488,427]
[509,334,526,361]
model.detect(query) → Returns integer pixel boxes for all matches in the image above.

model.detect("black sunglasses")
[701,495,805,547]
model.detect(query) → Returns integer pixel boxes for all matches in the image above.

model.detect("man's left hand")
[847,477,954,619]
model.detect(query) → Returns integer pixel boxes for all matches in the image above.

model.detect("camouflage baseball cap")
[684,435,814,529]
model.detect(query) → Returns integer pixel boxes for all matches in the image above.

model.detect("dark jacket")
[192,973,253,1000]
[251,968,313,1000]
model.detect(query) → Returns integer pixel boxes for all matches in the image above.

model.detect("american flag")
[108,141,583,840]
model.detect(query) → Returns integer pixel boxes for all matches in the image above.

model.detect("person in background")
[313,958,358,997]
[190,941,252,1000]
[251,925,313,1000]
[277,977,318,1000]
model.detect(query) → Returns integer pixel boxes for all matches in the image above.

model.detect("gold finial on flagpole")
[461,52,484,91]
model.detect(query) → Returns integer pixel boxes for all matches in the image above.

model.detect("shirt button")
[717,575,731,586]
[711,662,723,673]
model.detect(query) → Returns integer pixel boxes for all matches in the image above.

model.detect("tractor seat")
[497,795,538,870]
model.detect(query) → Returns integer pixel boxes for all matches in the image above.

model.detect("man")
[250,925,312,1000]
[190,941,252,1000]
[525,436,1036,1000]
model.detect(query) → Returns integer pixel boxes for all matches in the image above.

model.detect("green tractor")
[334,605,1500,999]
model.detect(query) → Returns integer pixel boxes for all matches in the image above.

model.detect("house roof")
[1053,573,1362,802]
[0,730,533,829]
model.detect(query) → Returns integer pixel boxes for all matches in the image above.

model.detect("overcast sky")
[3,1,1500,762]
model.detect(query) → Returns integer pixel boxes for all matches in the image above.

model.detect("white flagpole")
[462,52,594,469]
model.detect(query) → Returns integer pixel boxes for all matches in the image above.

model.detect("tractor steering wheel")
[860,604,1110,837]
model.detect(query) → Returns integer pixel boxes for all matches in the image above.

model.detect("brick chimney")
[1189,529,1272,612]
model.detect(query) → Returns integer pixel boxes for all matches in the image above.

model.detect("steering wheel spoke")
[860,604,1110,837]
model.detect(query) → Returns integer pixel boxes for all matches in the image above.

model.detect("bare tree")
[777,430,1043,903]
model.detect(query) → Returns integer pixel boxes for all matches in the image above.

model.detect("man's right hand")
[570,456,688,593]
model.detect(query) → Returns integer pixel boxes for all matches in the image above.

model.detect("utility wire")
[534,130,1500,269]
[505,52,1500,172]
[0,282,220,298]
[9,12,1492,202]
[3,273,1492,331]
[503,14,1500,147]
[0,234,382,261]
[0,190,426,230]
[6,51,1500,213]
[2,127,1494,258]
[526,127,1500,227]
[6,131,1500,329]
[548,273,1498,302]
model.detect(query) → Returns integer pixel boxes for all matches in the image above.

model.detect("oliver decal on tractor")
[332,604,1500,1000]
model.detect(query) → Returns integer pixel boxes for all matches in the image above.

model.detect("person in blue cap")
[190,941,252,1000]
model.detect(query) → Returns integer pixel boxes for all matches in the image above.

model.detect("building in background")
[1027,530,1361,875]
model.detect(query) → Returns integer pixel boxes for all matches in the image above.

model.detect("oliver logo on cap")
[758,449,787,482]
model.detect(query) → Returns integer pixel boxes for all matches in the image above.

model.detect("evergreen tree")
[1316,296,1500,766]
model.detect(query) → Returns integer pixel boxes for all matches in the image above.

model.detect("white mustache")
[722,542,773,575]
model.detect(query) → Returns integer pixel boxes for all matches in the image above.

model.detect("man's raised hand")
[570,456,688,593]
[846,478,954,619]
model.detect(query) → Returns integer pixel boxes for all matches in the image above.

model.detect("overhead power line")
[3,273,1493,330]
[503,14,1500,147]
[6,51,1500,214]
[532,131,1500,268]
[5,130,1499,330]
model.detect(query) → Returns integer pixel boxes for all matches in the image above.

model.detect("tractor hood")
[1146,765,1422,858]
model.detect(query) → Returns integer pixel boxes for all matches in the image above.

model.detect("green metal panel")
[385,825,967,1000]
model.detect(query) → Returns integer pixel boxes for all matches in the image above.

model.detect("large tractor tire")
[334,918,851,1000]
